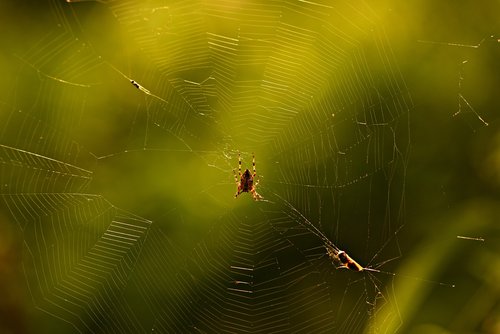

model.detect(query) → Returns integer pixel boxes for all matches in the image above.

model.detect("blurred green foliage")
[1,0,499,333]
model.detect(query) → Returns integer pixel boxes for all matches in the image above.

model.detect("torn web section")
[263,201,388,334]
[133,208,337,333]
[266,26,411,331]
[269,23,411,254]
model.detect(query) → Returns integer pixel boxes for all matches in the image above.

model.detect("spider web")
[1,0,411,333]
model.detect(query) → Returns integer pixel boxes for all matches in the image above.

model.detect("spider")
[233,152,262,200]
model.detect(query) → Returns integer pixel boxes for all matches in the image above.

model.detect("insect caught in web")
[101,59,169,104]
[274,192,366,271]
[276,194,456,288]
[233,152,263,201]
[326,244,364,272]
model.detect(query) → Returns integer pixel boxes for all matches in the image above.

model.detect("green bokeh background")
[1,0,500,333]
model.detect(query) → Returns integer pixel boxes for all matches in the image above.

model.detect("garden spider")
[233,152,262,200]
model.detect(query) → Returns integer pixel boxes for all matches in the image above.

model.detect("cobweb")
[0,0,411,333]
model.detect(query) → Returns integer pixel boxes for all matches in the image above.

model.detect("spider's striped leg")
[233,168,239,185]
[235,183,243,198]
[238,152,242,177]
[252,153,256,178]
[251,188,262,201]
[233,167,241,197]
[234,152,242,198]
[252,154,259,187]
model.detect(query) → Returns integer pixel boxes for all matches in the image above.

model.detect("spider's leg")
[252,153,256,178]
[238,152,242,177]
[251,188,262,201]
[235,186,242,198]
[232,168,239,185]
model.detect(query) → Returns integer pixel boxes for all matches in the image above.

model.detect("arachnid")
[233,152,262,200]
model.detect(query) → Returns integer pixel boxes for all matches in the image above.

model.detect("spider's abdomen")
[240,170,253,192]
[241,179,253,192]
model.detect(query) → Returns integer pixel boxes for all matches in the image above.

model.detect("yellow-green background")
[1,0,499,333]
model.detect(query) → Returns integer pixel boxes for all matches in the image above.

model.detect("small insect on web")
[274,193,459,294]
[101,58,169,105]
[233,152,263,201]
[457,235,485,242]
[274,192,366,272]
[329,248,364,272]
